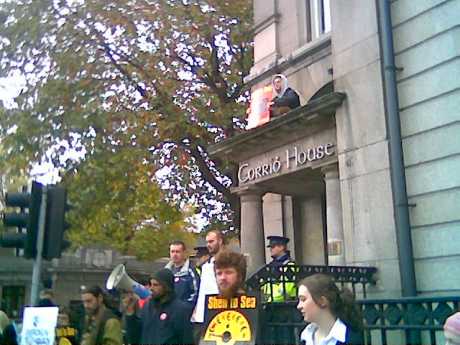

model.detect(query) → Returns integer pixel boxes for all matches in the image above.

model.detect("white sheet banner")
[20,307,59,345]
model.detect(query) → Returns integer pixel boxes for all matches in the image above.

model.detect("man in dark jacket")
[124,268,194,345]
[262,235,297,302]
[269,74,301,117]
[164,240,200,306]
[262,236,298,345]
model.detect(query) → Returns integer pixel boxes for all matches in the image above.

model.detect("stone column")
[298,193,326,265]
[323,164,346,265]
[263,193,283,262]
[239,189,266,276]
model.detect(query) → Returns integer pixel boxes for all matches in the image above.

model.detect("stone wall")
[392,0,460,295]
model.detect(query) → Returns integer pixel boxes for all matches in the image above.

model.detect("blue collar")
[272,252,291,263]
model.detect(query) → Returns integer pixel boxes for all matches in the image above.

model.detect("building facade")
[0,247,160,318]
[210,0,460,298]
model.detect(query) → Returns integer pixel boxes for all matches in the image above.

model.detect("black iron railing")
[361,296,460,345]
[246,265,460,345]
[246,264,377,344]
[246,264,378,301]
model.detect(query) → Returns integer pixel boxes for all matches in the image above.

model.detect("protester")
[0,310,17,345]
[444,312,460,345]
[39,289,55,303]
[119,290,140,345]
[0,311,9,336]
[297,274,363,345]
[0,325,17,345]
[192,238,209,274]
[0,311,9,345]
[269,74,300,117]
[80,286,123,345]
[214,250,247,299]
[190,230,226,344]
[124,268,194,345]
[55,306,79,345]
[36,289,58,308]
[191,230,225,324]
[164,240,200,306]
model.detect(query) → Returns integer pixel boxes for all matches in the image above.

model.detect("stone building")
[210,0,460,298]
[0,247,162,319]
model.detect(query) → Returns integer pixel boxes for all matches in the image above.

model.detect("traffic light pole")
[30,186,47,306]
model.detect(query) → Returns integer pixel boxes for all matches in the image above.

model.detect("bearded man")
[214,250,247,299]
[123,269,194,345]
[80,286,122,345]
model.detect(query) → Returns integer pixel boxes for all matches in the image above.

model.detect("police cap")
[266,235,290,248]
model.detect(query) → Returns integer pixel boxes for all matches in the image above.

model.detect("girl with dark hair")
[297,274,363,345]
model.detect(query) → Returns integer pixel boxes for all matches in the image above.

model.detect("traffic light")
[1,181,43,258]
[42,185,70,260]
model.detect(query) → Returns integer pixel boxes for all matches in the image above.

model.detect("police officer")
[261,236,298,345]
[262,236,297,303]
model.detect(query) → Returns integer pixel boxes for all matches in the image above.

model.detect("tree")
[65,145,196,260]
[0,0,253,257]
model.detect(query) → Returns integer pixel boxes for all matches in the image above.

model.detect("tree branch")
[100,43,148,98]
[177,141,233,201]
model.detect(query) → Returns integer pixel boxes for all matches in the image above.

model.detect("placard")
[247,86,273,129]
[200,294,258,345]
[20,307,59,345]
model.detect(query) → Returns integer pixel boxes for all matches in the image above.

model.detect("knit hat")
[151,268,174,291]
[444,312,460,343]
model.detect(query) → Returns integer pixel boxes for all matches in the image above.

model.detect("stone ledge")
[208,92,346,162]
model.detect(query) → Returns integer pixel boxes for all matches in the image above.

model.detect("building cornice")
[208,92,345,162]
[252,13,280,35]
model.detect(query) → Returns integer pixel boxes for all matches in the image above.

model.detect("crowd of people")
[1,229,459,345]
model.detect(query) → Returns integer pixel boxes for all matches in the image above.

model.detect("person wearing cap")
[123,268,194,345]
[262,235,298,303]
[444,312,460,345]
[164,240,200,307]
[260,236,298,345]
[269,74,301,117]
[192,238,210,275]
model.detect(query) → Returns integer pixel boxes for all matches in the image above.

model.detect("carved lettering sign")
[238,143,335,183]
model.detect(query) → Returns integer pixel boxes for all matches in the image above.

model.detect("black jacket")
[125,294,194,345]
[271,88,300,109]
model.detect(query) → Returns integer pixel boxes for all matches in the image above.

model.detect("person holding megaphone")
[123,269,194,345]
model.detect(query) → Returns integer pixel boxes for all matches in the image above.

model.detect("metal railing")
[246,264,377,345]
[246,264,378,301]
[246,265,459,345]
[361,296,460,345]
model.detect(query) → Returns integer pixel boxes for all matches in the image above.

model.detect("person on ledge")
[269,74,301,117]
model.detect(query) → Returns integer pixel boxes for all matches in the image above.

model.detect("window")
[308,0,331,40]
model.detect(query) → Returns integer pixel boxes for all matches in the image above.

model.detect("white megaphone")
[106,264,151,299]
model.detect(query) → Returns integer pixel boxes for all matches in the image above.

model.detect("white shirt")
[300,318,348,345]
[191,257,219,323]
